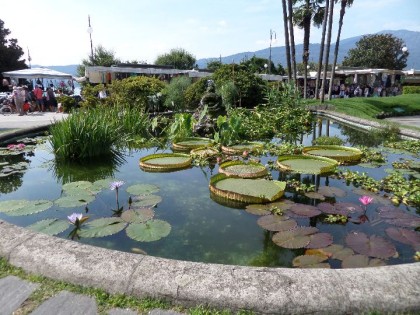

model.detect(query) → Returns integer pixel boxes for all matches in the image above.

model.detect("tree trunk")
[303,0,311,99]
[282,0,292,81]
[315,0,329,100]
[320,0,334,103]
[287,0,297,82]
[328,0,347,101]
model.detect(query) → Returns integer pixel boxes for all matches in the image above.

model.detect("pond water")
[0,119,419,268]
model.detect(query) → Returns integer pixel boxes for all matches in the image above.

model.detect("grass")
[305,93,420,120]
[0,257,253,315]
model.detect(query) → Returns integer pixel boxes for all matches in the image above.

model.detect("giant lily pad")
[172,137,213,151]
[277,155,338,175]
[303,145,362,163]
[289,204,321,218]
[272,227,319,249]
[79,217,127,238]
[126,184,160,196]
[209,173,286,203]
[126,219,171,242]
[219,160,268,178]
[345,232,397,259]
[385,227,420,250]
[27,219,70,236]
[292,255,330,268]
[139,153,192,172]
[221,142,264,155]
[256,215,297,232]
[342,254,387,268]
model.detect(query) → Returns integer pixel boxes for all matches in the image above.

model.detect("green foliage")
[108,76,166,111]
[0,19,27,77]
[313,136,344,146]
[206,60,223,71]
[168,113,196,142]
[403,86,420,94]
[154,48,196,70]
[384,140,420,155]
[324,214,348,224]
[162,76,191,112]
[184,77,209,110]
[240,56,272,74]
[77,45,121,77]
[80,84,107,108]
[219,81,239,111]
[56,95,77,113]
[214,114,243,146]
[213,64,266,108]
[342,34,408,70]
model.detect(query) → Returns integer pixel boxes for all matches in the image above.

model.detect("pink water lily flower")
[67,213,83,224]
[359,196,374,206]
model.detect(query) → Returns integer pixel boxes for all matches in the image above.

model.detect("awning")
[2,67,74,80]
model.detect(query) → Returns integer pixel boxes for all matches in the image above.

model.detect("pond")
[0,119,419,269]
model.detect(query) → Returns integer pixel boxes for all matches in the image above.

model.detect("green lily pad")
[54,194,95,208]
[79,217,127,238]
[27,219,70,236]
[91,178,118,192]
[126,184,160,196]
[126,219,171,242]
[62,181,94,193]
[131,195,162,208]
[210,173,286,203]
[256,215,297,232]
[342,254,387,268]
[7,200,53,216]
[292,255,330,268]
[345,232,397,259]
[0,199,31,213]
[121,208,155,223]
[272,227,319,249]
[317,186,346,198]
[277,155,338,175]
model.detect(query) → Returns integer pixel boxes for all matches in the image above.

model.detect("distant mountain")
[196,30,420,70]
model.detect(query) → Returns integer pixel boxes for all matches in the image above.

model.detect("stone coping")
[0,220,419,314]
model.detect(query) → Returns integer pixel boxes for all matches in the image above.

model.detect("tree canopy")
[0,19,27,78]
[77,45,121,77]
[154,48,196,70]
[342,33,409,70]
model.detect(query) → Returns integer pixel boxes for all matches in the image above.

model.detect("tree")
[240,56,277,74]
[77,45,121,77]
[342,34,408,70]
[206,60,223,72]
[0,19,27,84]
[320,0,334,103]
[328,0,353,100]
[315,0,329,99]
[154,48,196,70]
[282,0,292,81]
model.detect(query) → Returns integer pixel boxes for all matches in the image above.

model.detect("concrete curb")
[1,220,419,314]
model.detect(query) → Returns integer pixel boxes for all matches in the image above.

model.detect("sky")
[1,0,420,66]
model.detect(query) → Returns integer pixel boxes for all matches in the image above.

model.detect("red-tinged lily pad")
[306,233,334,249]
[385,227,420,250]
[377,206,418,220]
[305,248,331,259]
[292,254,330,268]
[317,202,347,216]
[256,215,297,232]
[321,244,354,261]
[345,232,397,259]
[272,227,318,249]
[245,204,272,216]
[386,218,420,229]
[335,202,364,214]
[317,186,346,198]
[304,192,325,201]
[289,204,321,218]
[342,254,387,268]
[245,201,293,216]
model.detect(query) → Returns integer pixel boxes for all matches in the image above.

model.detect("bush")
[56,95,77,113]
[184,77,209,110]
[402,86,420,94]
[162,76,192,112]
[313,136,345,146]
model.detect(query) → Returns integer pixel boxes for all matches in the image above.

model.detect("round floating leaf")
[121,208,155,223]
[304,192,326,201]
[126,219,171,242]
[317,202,347,216]
[256,215,296,232]
[54,194,95,208]
[385,227,420,250]
[0,200,30,213]
[221,142,264,155]
[377,206,420,227]
[132,195,162,208]
[219,160,268,178]
[292,255,330,268]
[245,204,272,216]
[79,217,127,238]
[92,178,117,191]
[306,233,334,249]
[277,155,338,175]
[272,227,318,249]
[303,145,362,163]
[317,186,346,198]
[7,200,53,216]
[345,232,397,259]
[342,254,387,268]
[62,181,94,194]
[190,146,219,158]
[27,219,70,236]
[335,202,364,214]
[126,184,160,196]
[304,248,331,259]
[210,173,286,203]
[321,244,354,261]
[289,204,321,218]
[172,137,214,151]
[139,153,191,172]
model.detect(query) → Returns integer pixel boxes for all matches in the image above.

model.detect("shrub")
[402,86,420,94]
[313,136,345,146]
[56,95,76,113]
[162,76,192,112]
[184,77,209,110]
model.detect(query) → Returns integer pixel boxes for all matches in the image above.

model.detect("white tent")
[2,67,74,80]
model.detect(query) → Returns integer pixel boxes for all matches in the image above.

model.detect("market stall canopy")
[2,67,74,80]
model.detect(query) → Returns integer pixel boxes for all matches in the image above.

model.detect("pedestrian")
[33,85,44,111]
[12,86,26,116]
[46,87,57,112]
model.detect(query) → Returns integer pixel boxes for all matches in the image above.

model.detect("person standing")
[33,85,44,111]
[46,87,57,112]
[12,86,26,116]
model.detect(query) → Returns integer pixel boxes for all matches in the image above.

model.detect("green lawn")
[304,94,420,120]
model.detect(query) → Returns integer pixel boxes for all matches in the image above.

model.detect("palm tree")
[328,0,354,100]
[282,0,292,81]
[287,0,298,82]
[315,0,329,99]
[320,0,334,103]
